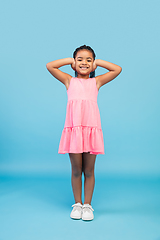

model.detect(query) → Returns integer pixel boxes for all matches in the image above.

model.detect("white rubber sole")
[82,216,94,221]
[70,216,82,220]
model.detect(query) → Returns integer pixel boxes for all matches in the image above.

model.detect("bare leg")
[69,153,83,204]
[82,152,97,205]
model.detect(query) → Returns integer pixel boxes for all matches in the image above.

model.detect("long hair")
[73,45,96,78]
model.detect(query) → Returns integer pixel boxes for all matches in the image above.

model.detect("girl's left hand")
[92,60,97,71]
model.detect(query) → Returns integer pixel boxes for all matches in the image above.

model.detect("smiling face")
[74,50,94,79]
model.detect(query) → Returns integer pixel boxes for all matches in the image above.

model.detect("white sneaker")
[82,204,94,221]
[70,203,82,219]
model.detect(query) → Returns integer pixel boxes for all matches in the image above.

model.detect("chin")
[79,71,90,75]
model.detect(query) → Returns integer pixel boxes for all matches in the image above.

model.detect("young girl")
[46,45,122,221]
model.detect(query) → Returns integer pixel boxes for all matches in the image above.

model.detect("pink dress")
[58,77,104,155]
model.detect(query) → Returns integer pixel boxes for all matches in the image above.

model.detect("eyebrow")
[77,57,92,59]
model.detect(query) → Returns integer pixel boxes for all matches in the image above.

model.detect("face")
[75,50,94,78]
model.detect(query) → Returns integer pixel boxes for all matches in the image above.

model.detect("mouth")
[80,66,89,70]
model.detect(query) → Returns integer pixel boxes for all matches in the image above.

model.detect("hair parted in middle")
[73,45,96,78]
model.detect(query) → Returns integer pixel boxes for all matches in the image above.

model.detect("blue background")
[0,0,160,239]
[0,0,159,176]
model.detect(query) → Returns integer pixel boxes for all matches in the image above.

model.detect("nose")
[82,59,87,64]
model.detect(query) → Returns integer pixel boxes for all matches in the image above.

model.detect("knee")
[72,168,82,178]
[84,169,94,178]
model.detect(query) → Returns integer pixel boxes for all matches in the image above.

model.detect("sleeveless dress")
[58,77,104,155]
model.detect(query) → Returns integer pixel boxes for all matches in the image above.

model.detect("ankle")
[84,202,91,205]
[75,201,83,205]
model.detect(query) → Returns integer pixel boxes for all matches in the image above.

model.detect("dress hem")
[58,151,105,155]
[58,125,104,155]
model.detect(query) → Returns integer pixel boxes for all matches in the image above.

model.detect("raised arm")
[94,59,122,90]
[46,58,74,89]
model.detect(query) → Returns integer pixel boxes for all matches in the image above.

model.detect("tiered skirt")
[58,99,104,155]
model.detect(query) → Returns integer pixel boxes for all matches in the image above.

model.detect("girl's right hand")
[71,58,76,70]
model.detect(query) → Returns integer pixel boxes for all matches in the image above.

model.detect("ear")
[92,60,97,71]
[71,59,76,71]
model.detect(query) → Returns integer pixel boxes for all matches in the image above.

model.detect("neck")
[77,73,90,79]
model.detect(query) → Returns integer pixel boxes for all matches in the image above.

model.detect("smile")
[80,66,89,69]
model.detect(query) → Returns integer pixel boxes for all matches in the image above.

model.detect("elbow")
[119,66,122,72]
[46,63,56,71]
[114,66,122,77]
[117,66,122,74]
[46,63,50,70]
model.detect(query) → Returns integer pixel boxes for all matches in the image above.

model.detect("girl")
[46,45,122,221]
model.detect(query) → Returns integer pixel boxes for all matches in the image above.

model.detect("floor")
[0,173,160,240]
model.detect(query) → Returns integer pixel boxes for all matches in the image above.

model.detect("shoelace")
[72,203,82,209]
[82,204,94,211]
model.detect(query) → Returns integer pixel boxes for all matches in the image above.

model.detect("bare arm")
[94,59,122,90]
[46,58,74,89]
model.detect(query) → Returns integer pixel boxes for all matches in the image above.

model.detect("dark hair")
[73,45,96,78]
